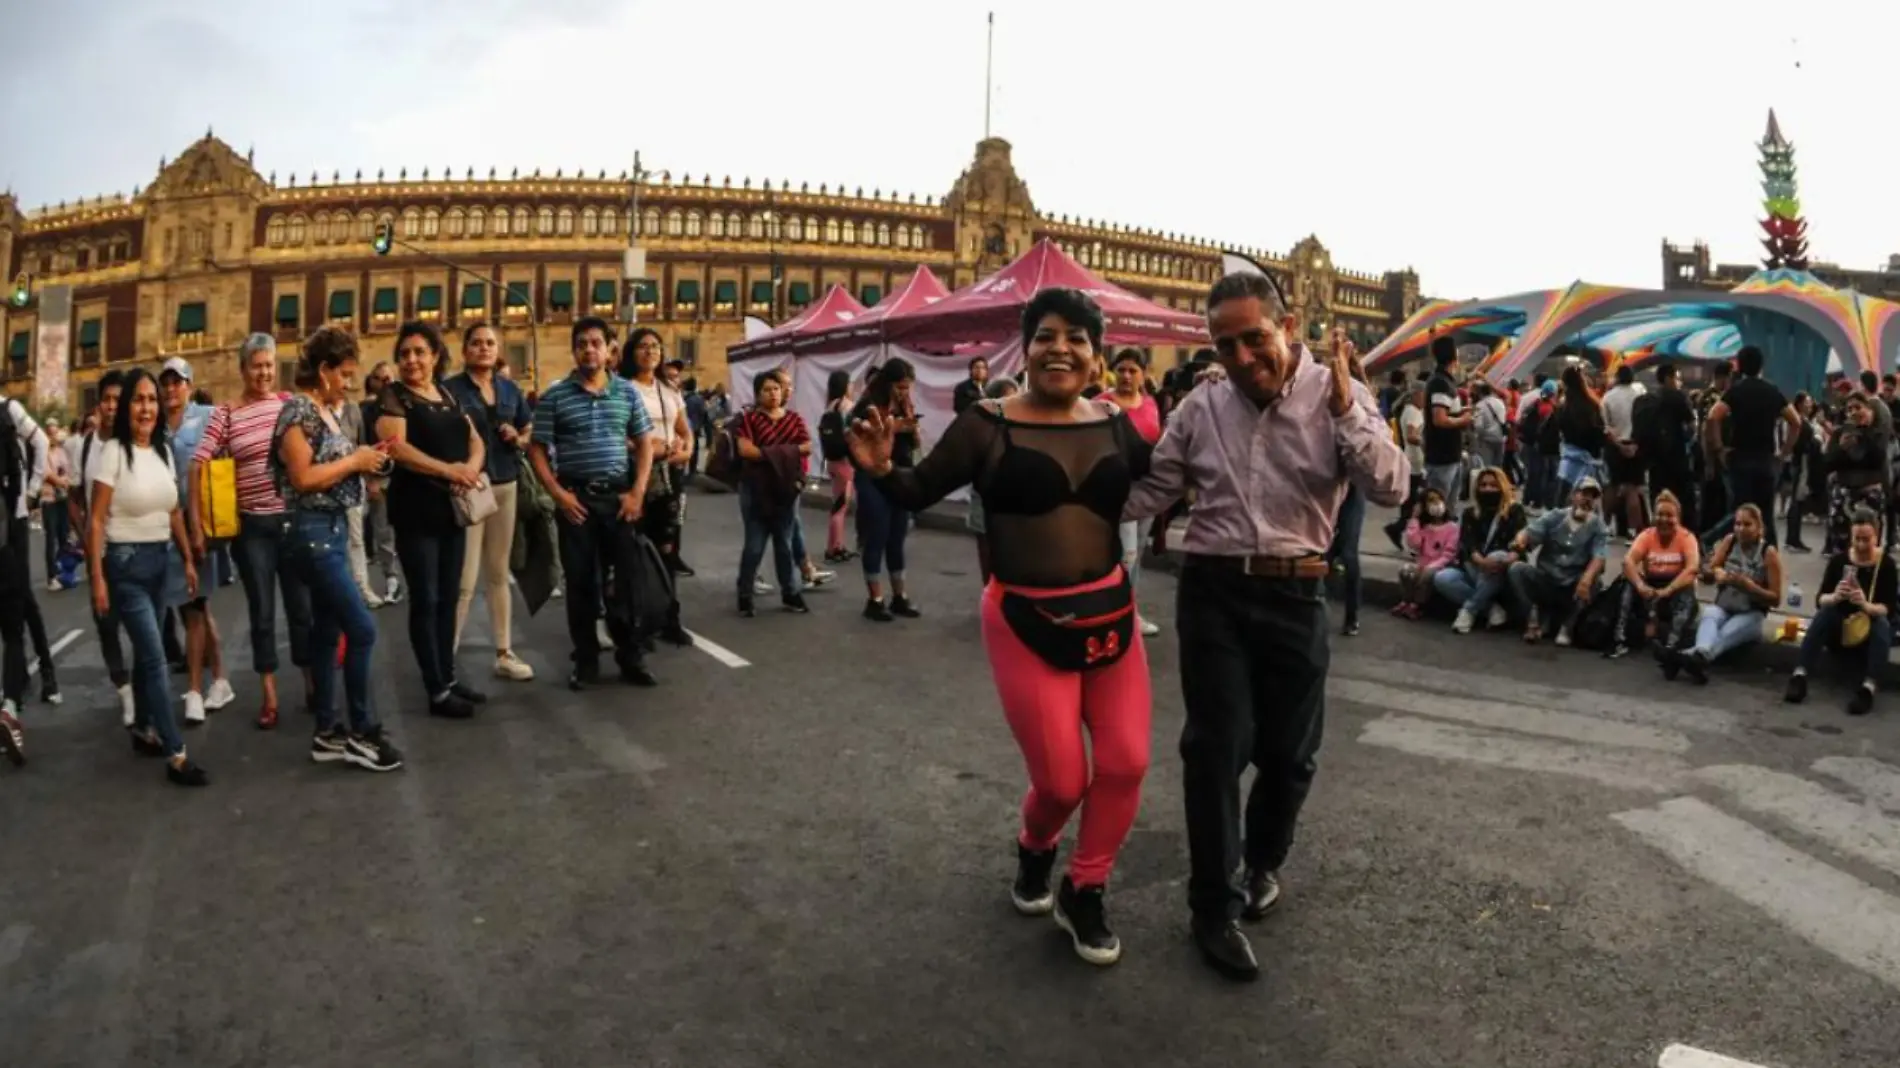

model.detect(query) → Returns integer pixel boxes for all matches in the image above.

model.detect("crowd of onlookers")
[1368,336,1896,717]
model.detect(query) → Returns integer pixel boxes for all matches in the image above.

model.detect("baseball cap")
[1573,476,1602,495]
[159,356,193,382]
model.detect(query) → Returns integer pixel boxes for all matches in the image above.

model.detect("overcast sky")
[4,0,1894,301]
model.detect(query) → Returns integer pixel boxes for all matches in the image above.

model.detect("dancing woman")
[847,287,1152,967]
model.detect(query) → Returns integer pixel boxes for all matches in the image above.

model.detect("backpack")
[818,407,849,463]
[0,402,20,519]
[621,530,678,641]
[1569,577,1626,652]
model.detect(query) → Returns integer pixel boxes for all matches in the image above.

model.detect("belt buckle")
[1241,555,1268,578]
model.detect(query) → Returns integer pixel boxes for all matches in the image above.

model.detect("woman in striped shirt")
[734,371,811,616]
[192,333,314,730]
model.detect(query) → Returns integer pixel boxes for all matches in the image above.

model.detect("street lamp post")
[376,226,539,387]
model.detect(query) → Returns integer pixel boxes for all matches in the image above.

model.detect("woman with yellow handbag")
[1785,507,1895,716]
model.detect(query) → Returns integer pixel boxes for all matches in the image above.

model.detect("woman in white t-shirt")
[617,328,694,643]
[87,368,204,787]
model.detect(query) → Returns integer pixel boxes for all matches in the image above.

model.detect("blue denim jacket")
[442,371,530,485]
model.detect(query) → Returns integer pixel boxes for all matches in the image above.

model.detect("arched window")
[358,212,376,240]
[311,212,330,244]
[876,222,891,246]
[266,216,286,246]
[422,208,441,238]
[600,207,619,236]
[747,214,765,240]
[708,213,726,238]
[806,217,820,241]
[685,211,703,237]
[841,219,858,244]
[557,207,574,236]
[916,225,930,249]
[466,207,485,238]
[537,207,555,236]
[512,206,530,235]
[766,214,782,241]
[641,208,660,236]
[784,216,802,242]
[894,225,911,249]
[446,208,466,237]
[824,218,841,243]
[581,207,599,236]
[287,214,308,245]
[401,207,420,239]
[727,212,743,237]
[665,210,684,236]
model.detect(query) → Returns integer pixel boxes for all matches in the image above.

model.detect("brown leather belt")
[1186,553,1331,579]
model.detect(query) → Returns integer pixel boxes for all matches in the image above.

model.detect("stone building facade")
[1663,239,1900,300]
[2,132,1427,416]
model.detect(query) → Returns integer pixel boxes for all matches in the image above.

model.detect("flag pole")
[984,12,994,139]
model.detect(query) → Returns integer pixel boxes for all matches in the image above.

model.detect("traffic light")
[8,273,27,308]
[372,223,393,256]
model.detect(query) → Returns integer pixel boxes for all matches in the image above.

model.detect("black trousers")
[1177,559,1329,922]
[556,489,643,667]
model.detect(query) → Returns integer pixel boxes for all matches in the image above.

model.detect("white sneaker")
[754,576,773,594]
[363,590,385,609]
[204,677,237,711]
[118,683,134,727]
[550,587,565,600]
[494,651,535,681]
[1139,618,1161,637]
[1487,603,1508,629]
[1555,625,1573,647]
[804,568,835,586]
[1452,609,1475,634]
[596,620,616,651]
[384,576,404,604]
[45,579,60,592]
[183,691,206,726]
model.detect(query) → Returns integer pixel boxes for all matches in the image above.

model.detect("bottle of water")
[1788,581,1803,608]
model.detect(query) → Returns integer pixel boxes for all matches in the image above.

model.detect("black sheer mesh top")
[875,402,1153,588]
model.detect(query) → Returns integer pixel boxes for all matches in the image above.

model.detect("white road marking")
[1358,715,1689,793]
[1335,655,1740,735]
[1659,1044,1778,1068]
[683,629,750,668]
[1694,765,1900,879]
[28,628,83,677]
[1614,797,1900,991]
[1812,756,1900,814]
[1334,677,1692,753]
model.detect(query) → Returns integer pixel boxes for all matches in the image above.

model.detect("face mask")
[1477,491,1502,509]
[1426,503,1446,519]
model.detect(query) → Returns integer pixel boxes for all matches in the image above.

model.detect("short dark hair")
[1111,347,1148,370]
[1861,369,1880,392]
[460,320,496,346]
[1430,335,1457,366]
[571,315,614,350]
[299,326,359,388]
[97,368,126,399]
[1615,365,1635,385]
[967,356,988,374]
[1657,364,1679,384]
[1850,506,1883,531]
[1206,271,1288,320]
[1020,287,1106,353]
[1735,346,1765,376]
[752,369,784,399]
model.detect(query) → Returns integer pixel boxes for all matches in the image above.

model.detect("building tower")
[1758,109,1810,271]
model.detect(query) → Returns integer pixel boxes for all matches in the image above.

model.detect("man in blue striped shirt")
[529,317,658,689]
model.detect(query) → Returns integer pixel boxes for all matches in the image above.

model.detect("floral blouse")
[271,394,363,513]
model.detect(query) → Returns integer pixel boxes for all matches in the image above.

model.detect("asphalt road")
[3,494,1898,1068]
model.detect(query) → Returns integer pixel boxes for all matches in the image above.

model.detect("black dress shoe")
[1191,916,1260,981]
[661,624,693,647]
[618,659,658,687]
[569,659,601,692]
[1242,869,1281,921]
[449,682,488,705]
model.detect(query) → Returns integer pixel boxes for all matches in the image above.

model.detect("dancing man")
[1126,271,1408,981]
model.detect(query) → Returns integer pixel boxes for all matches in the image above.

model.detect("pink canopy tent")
[792,267,951,355]
[724,283,867,361]
[878,238,1209,348]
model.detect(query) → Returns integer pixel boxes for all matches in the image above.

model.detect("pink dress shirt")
[1124,347,1409,557]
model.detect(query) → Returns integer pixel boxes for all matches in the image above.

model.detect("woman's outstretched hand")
[846,407,896,473]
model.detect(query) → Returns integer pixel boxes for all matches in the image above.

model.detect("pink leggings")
[980,569,1152,888]
[826,459,854,555]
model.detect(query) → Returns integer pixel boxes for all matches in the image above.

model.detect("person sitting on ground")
[1608,489,1700,664]
[1395,487,1460,620]
[1506,477,1608,645]
[1785,507,1895,717]
[1673,502,1780,684]
[1432,466,1525,633]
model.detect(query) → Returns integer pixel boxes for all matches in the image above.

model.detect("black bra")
[976,409,1133,524]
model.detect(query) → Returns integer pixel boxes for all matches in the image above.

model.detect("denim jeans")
[1434,553,1512,616]
[394,527,467,700]
[106,542,184,758]
[737,481,800,598]
[234,512,313,675]
[1693,605,1764,663]
[556,490,641,667]
[41,501,68,583]
[853,468,909,583]
[285,510,378,735]
[1425,462,1464,504]
[1328,485,1365,624]
[1798,602,1893,681]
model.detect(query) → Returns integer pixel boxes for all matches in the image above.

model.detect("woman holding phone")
[1785,507,1895,716]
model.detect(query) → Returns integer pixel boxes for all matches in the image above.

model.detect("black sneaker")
[165,758,209,787]
[1656,645,1681,681]
[661,624,693,647]
[1848,685,1876,717]
[1052,876,1121,966]
[1011,844,1058,916]
[782,593,810,614]
[429,695,476,720]
[889,596,922,619]
[1242,868,1282,921]
[1192,915,1261,982]
[863,598,893,622]
[569,659,601,691]
[738,595,755,618]
[1784,673,1809,704]
[311,728,350,764]
[39,681,60,706]
[449,682,488,705]
[617,655,658,687]
[667,555,696,577]
[1605,642,1630,660]
[1683,650,1710,685]
[345,729,404,772]
[128,730,165,757]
